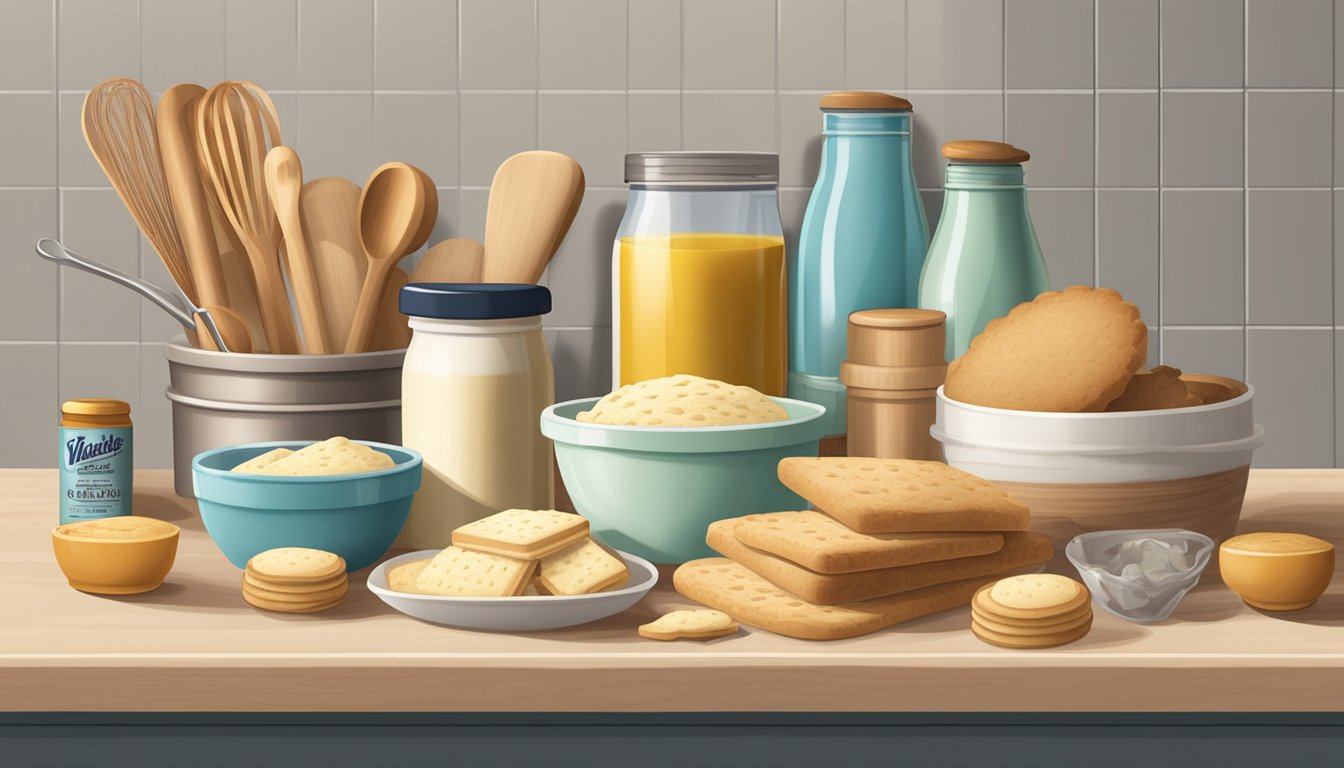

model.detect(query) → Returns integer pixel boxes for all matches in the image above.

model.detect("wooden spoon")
[481,150,584,283]
[212,209,268,352]
[300,177,364,351]
[195,304,253,353]
[411,238,485,283]
[346,162,436,353]
[264,146,329,353]
[370,267,413,351]
[158,84,230,308]
[411,166,439,249]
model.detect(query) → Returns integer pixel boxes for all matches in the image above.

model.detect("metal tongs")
[35,238,231,352]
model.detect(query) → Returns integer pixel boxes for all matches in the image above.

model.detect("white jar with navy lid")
[397,283,555,549]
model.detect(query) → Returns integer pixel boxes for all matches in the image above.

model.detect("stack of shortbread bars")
[675,457,1054,640]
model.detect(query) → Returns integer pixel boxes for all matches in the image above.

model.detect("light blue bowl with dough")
[192,440,422,571]
[541,397,827,564]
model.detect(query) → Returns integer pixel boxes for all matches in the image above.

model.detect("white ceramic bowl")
[932,384,1263,484]
[931,380,1265,568]
[367,549,658,631]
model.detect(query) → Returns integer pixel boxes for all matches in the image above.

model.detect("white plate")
[367,549,659,631]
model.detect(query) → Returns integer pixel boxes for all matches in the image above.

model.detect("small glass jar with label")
[59,399,134,524]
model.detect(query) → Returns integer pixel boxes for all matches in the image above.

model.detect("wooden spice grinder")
[840,309,948,460]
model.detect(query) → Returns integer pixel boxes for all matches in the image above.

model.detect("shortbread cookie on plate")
[452,508,589,560]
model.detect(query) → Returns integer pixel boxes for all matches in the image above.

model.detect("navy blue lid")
[400,283,552,320]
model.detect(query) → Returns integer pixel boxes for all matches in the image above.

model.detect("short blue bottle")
[789,92,929,436]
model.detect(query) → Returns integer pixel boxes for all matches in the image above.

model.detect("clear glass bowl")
[1066,529,1214,622]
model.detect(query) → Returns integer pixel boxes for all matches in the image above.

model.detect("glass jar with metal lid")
[613,151,786,395]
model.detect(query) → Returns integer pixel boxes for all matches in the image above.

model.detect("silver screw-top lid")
[625,151,779,186]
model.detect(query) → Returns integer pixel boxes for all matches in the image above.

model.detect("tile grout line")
[1157,0,1165,365]
[53,0,61,419]
[1242,0,1251,383]
[1093,0,1099,292]
[457,0,463,228]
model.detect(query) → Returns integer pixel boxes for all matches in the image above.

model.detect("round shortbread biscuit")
[243,579,348,604]
[246,547,345,582]
[972,593,1093,629]
[944,285,1147,412]
[242,589,346,614]
[244,571,347,595]
[971,607,1093,637]
[387,559,434,594]
[971,616,1092,649]
[979,575,1088,619]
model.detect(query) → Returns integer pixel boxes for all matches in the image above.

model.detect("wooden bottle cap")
[846,309,947,370]
[819,91,913,111]
[941,140,1030,164]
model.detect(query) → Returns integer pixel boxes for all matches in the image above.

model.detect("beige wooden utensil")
[411,238,485,283]
[481,150,585,284]
[411,166,439,249]
[196,304,253,354]
[196,81,299,354]
[300,177,364,351]
[213,209,269,352]
[370,267,413,351]
[346,162,436,353]
[264,146,329,353]
[82,77,196,301]
[157,84,229,308]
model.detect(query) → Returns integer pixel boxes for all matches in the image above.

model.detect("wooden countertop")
[2,469,1341,713]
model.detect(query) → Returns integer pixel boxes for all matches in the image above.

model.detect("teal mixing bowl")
[192,441,422,571]
[541,397,827,563]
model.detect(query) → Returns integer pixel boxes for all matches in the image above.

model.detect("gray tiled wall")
[1,0,1341,469]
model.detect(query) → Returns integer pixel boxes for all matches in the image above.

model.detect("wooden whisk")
[81,77,196,301]
[195,80,299,354]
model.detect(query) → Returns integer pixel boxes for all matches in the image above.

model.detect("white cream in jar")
[397,284,555,548]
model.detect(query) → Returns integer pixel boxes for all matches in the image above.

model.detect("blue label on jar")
[59,426,133,524]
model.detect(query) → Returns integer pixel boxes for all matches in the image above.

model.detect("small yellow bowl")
[1219,532,1335,611]
[52,516,180,595]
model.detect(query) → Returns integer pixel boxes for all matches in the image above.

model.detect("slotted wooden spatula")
[481,151,584,284]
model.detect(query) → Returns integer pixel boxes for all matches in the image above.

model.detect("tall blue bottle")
[789,92,929,437]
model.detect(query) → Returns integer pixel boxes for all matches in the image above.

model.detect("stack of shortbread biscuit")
[674,458,1053,640]
[387,509,630,597]
[243,547,349,613]
[971,574,1093,648]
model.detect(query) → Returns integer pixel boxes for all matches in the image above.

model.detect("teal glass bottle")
[789,92,929,436]
[918,140,1050,361]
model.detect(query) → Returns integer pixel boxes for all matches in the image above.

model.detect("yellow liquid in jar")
[618,233,787,396]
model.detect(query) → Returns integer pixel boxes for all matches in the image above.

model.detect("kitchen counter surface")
[1,468,1340,713]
